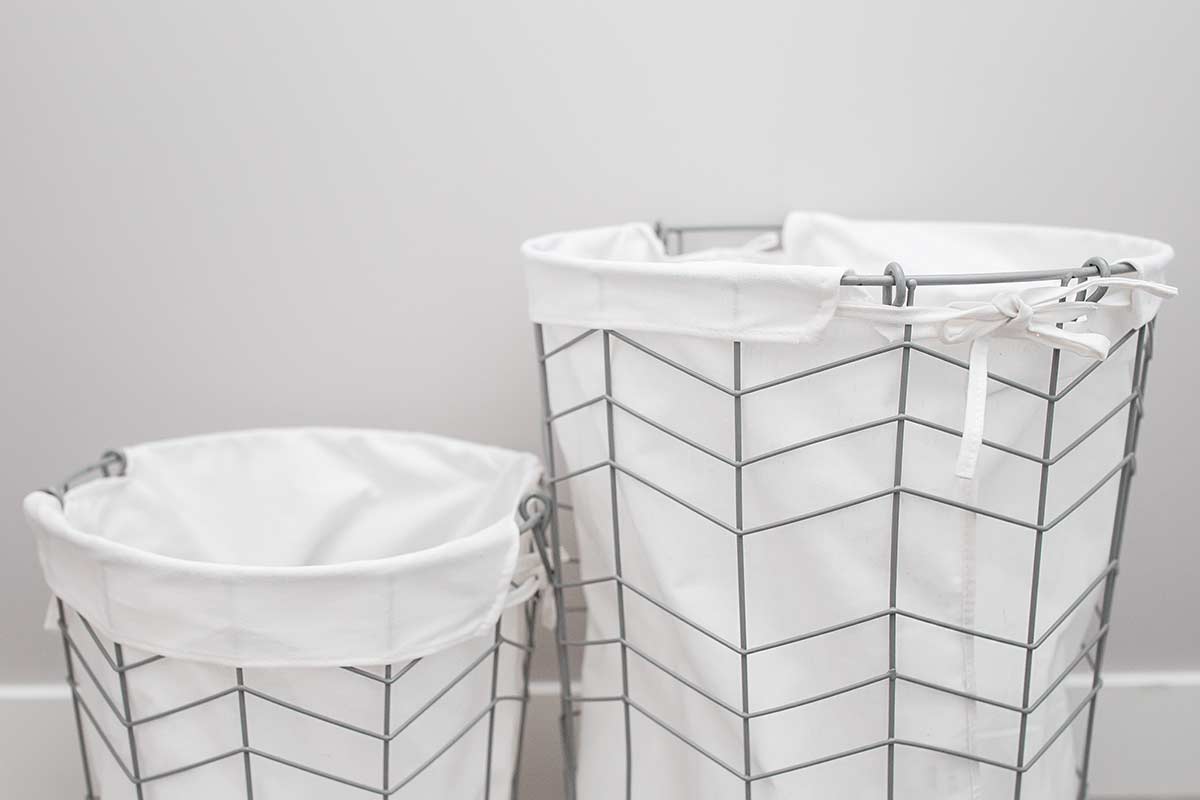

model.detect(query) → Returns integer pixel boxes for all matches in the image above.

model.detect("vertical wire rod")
[483,621,503,800]
[603,330,634,800]
[511,593,541,799]
[1075,324,1149,797]
[236,667,254,799]
[381,664,392,799]
[1013,293,1066,799]
[113,642,146,800]
[887,280,916,798]
[57,599,97,800]
[733,341,752,797]
[534,323,578,800]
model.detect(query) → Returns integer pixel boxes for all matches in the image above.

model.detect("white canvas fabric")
[523,212,1174,799]
[24,428,543,800]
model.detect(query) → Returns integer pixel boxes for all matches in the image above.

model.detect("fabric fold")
[523,223,847,344]
[25,428,543,668]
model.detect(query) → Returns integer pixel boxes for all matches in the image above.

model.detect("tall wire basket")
[530,221,1164,800]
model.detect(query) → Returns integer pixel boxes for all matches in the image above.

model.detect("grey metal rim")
[655,221,1135,294]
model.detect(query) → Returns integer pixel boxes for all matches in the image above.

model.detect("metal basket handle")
[40,450,126,506]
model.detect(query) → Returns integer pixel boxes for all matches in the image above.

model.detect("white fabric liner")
[524,213,1175,799]
[523,210,1174,343]
[25,428,543,667]
[25,429,543,800]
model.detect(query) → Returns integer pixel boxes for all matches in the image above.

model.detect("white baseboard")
[527,673,1200,798]
[3,673,1196,798]
[1067,671,1200,798]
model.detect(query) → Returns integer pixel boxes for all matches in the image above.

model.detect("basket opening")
[58,428,541,568]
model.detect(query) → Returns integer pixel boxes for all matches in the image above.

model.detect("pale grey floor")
[1,692,1194,799]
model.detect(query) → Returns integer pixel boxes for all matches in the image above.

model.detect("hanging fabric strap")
[838,277,1177,478]
[507,530,572,630]
[840,275,1173,787]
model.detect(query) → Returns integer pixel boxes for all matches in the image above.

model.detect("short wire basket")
[45,452,552,800]
[530,221,1160,800]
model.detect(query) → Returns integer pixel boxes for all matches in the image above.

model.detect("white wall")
[2,1,1197,796]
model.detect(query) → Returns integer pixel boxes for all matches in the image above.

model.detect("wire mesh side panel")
[55,540,546,799]
[535,309,1153,800]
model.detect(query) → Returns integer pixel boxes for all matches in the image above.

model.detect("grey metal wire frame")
[45,455,552,800]
[531,222,1158,800]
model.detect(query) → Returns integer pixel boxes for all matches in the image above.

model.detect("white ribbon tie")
[839,276,1178,480]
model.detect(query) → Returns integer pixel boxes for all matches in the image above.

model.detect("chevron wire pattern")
[51,474,549,800]
[534,248,1155,800]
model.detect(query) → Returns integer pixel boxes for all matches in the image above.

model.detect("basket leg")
[549,553,578,800]
[534,324,578,800]
[57,598,98,800]
[236,667,254,799]
[526,498,576,800]
[111,643,144,800]
[1076,323,1153,798]
[543,519,578,800]
[509,594,540,800]
[483,621,503,799]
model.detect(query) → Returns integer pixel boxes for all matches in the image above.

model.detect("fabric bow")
[839,276,1178,479]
